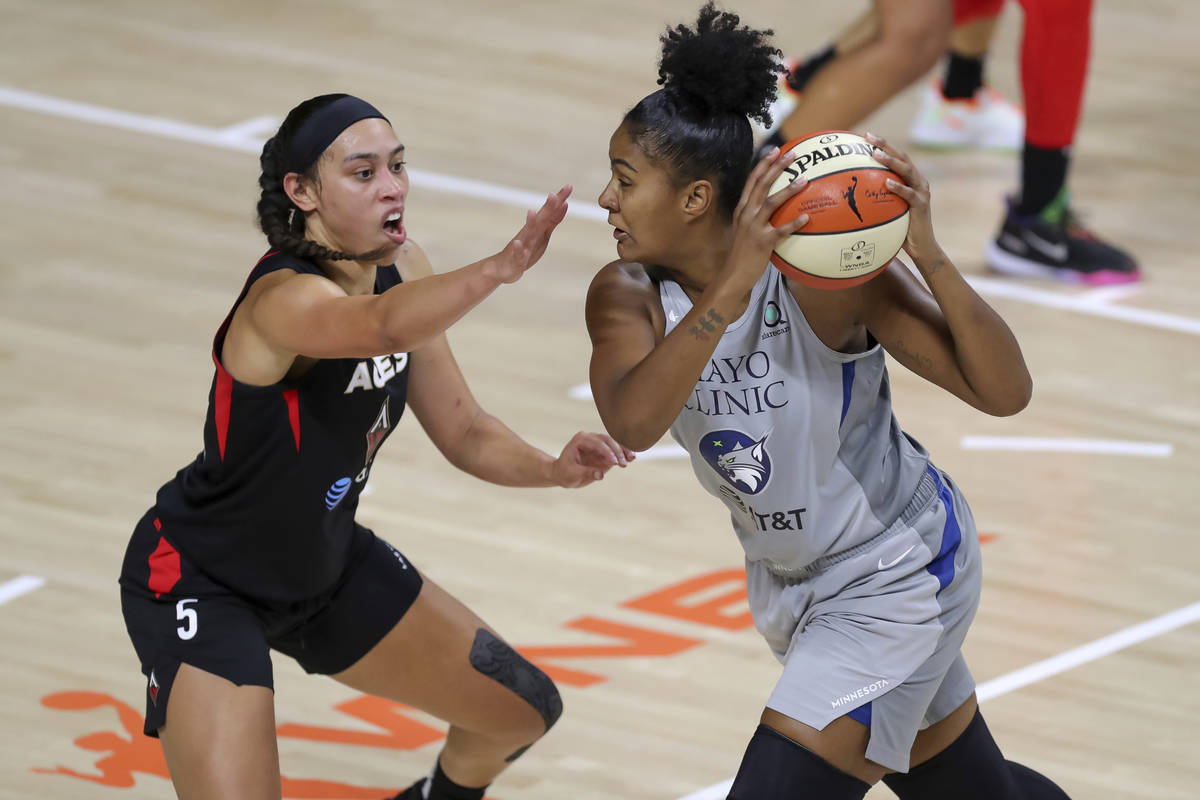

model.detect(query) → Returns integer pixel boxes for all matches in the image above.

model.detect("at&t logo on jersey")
[699,429,772,494]
[325,477,352,510]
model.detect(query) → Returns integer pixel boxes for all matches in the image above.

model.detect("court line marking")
[673,599,1200,800]
[633,443,689,461]
[214,114,279,143]
[960,436,1173,457]
[0,575,47,606]
[0,86,608,223]
[3,85,1200,335]
[1077,285,1142,305]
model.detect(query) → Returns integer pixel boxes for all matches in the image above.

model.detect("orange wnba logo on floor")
[34,549,996,794]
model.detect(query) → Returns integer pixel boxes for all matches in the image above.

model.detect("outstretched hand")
[867,133,939,261]
[551,431,636,488]
[723,147,811,291]
[487,185,573,284]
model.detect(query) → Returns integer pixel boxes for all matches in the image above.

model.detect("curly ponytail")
[255,94,363,262]
[623,2,784,218]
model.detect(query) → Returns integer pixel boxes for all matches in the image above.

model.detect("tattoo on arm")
[688,308,725,341]
[892,338,934,371]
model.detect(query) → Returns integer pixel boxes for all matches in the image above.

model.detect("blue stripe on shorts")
[925,465,962,595]
[847,701,872,727]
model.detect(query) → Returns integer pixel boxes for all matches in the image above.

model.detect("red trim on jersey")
[148,536,182,599]
[213,357,234,460]
[282,389,301,451]
[209,251,281,461]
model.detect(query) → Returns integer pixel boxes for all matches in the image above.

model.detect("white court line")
[960,436,1173,457]
[962,275,1200,337]
[635,443,688,461]
[975,600,1200,700]
[673,599,1200,800]
[1077,285,1142,306]
[0,86,607,223]
[0,575,46,606]
[3,85,1200,333]
[213,114,279,144]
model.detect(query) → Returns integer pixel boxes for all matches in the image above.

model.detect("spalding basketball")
[768,130,909,289]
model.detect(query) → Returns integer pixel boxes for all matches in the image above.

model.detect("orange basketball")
[768,131,910,290]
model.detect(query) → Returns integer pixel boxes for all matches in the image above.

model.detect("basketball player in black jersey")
[118,94,633,800]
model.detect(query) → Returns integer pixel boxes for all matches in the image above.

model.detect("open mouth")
[613,227,630,241]
[383,211,406,243]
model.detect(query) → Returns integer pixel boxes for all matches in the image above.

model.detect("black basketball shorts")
[118,512,423,736]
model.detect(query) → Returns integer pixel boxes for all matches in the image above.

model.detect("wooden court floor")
[1,1,1197,798]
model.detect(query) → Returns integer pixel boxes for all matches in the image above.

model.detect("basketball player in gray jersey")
[586,4,1072,798]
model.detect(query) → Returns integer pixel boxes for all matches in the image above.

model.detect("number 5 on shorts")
[176,598,198,640]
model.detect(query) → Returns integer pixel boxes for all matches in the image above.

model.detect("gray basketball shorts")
[745,465,982,773]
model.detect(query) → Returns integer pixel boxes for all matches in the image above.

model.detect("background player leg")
[332,577,559,796]
[759,7,879,143]
[775,0,951,143]
[909,1,1024,150]
[986,0,1140,283]
[158,664,282,800]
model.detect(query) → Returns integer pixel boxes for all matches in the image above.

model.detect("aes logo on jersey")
[699,429,772,494]
[344,352,409,393]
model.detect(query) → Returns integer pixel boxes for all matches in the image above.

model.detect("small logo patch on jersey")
[325,477,352,510]
[699,429,772,495]
[147,670,159,706]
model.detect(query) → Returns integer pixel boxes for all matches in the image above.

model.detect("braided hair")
[623,2,784,219]
[256,94,364,262]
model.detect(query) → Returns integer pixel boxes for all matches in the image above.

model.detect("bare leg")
[949,15,1000,58]
[833,8,882,55]
[332,577,553,789]
[779,0,953,140]
[159,664,281,800]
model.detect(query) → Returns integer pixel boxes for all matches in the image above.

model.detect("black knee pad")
[883,709,1070,799]
[468,628,562,733]
[727,724,871,800]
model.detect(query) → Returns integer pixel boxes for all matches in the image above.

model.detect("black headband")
[283,96,389,174]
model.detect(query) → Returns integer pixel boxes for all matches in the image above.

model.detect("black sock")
[425,759,487,800]
[786,43,836,92]
[1016,143,1070,217]
[942,51,985,99]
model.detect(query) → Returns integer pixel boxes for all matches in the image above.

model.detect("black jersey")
[150,251,410,604]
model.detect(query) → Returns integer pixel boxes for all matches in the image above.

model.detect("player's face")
[598,124,692,265]
[310,118,409,259]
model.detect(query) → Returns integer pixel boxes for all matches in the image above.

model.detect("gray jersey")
[660,266,932,575]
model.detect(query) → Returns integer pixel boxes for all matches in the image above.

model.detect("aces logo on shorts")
[699,429,772,494]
